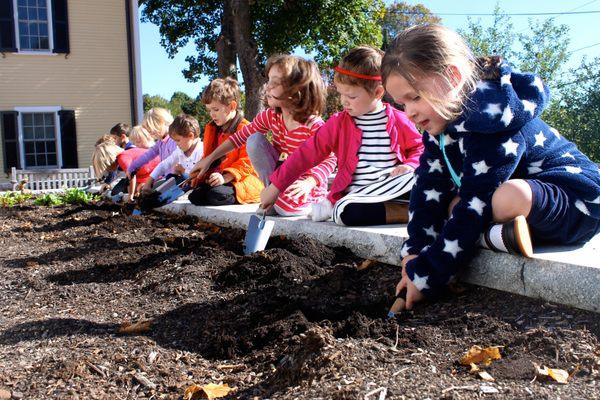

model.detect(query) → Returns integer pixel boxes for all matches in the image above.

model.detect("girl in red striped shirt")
[191,55,336,216]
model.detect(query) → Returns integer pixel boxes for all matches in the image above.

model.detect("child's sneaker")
[480,215,533,258]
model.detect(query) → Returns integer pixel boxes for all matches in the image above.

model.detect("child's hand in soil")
[260,184,281,212]
[288,177,317,202]
[394,254,424,310]
[390,164,414,176]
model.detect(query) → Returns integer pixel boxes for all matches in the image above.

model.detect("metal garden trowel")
[243,209,275,255]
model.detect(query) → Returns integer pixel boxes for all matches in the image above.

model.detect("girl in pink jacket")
[261,46,424,226]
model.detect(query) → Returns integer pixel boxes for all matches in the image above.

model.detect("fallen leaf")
[534,363,569,384]
[184,383,233,399]
[478,371,495,382]
[356,259,376,271]
[117,320,153,334]
[468,363,480,373]
[460,346,501,366]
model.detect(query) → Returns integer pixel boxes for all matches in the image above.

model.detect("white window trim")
[14,106,63,169]
[12,0,56,55]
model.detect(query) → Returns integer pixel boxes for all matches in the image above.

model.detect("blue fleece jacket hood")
[445,62,551,135]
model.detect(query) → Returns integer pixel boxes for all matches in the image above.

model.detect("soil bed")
[0,204,598,399]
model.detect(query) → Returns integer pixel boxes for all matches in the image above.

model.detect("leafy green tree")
[382,2,440,49]
[459,4,569,89]
[543,58,600,162]
[141,0,385,119]
[143,94,172,113]
[459,4,516,61]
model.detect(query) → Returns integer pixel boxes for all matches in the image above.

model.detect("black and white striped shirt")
[347,108,399,193]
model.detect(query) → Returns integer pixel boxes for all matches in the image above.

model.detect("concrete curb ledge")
[159,199,600,313]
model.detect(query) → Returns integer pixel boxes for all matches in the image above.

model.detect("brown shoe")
[481,215,533,258]
[384,202,409,224]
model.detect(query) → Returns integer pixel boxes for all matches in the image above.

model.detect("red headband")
[334,66,382,81]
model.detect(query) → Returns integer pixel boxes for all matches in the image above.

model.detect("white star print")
[575,200,591,216]
[531,76,544,92]
[412,273,430,291]
[472,160,491,176]
[502,138,519,156]
[586,196,600,204]
[550,127,560,139]
[443,239,462,258]
[423,225,438,239]
[562,152,576,160]
[455,121,468,132]
[420,245,430,253]
[528,159,544,174]
[534,131,547,147]
[443,134,456,146]
[468,197,486,216]
[483,103,503,118]
[400,243,410,258]
[476,81,493,91]
[424,188,442,202]
[428,134,439,145]
[522,100,537,116]
[428,159,443,173]
[458,137,466,155]
[500,74,512,86]
[408,211,414,222]
[565,166,582,174]
[501,106,513,127]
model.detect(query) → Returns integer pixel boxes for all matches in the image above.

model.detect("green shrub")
[0,192,32,207]
[33,193,64,206]
[59,188,99,205]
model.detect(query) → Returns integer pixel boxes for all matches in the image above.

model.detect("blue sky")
[140,0,600,99]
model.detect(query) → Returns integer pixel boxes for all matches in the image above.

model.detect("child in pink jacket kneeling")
[260,46,424,226]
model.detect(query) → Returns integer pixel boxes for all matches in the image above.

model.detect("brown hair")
[334,46,384,94]
[381,24,479,120]
[109,123,131,137]
[168,114,200,138]
[264,54,326,123]
[201,77,242,107]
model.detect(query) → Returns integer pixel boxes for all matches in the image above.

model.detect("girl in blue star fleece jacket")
[381,25,600,310]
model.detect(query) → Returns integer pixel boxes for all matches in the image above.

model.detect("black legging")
[338,202,387,226]
[188,183,237,206]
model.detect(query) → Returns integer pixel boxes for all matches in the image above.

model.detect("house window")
[17,0,50,51]
[21,112,58,168]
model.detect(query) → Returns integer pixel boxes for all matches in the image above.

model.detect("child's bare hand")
[390,165,414,177]
[190,157,212,179]
[208,172,225,187]
[394,254,424,310]
[260,184,280,212]
[287,177,317,202]
[173,164,185,175]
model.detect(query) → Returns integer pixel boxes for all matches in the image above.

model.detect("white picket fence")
[10,166,95,192]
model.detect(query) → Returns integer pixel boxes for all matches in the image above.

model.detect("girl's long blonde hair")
[129,125,155,148]
[142,107,174,137]
[381,24,479,121]
[92,140,123,178]
[264,54,326,123]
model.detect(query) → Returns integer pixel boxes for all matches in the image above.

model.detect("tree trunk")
[215,0,237,79]
[230,0,264,120]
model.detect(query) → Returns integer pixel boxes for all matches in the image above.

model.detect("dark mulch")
[0,204,598,399]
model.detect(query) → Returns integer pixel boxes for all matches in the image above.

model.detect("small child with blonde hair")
[92,139,159,201]
[129,125,155,149]
[127,107,175,178]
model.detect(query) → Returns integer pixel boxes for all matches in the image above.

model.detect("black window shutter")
[0,0,17,52]
[51,0,69,54]
[59,110,78,168]
[1,111,20,173]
